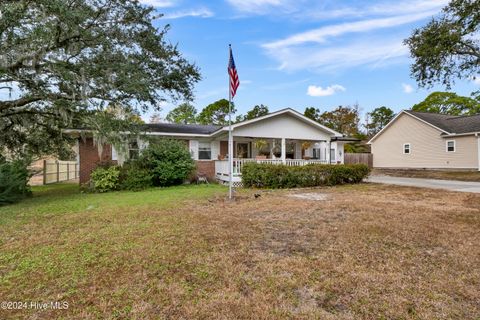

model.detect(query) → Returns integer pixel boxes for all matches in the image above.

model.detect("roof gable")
[213,108,342,137]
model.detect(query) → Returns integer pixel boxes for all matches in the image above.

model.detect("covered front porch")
[213,137,343,184]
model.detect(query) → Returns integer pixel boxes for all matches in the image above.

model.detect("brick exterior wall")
[78,137,217,183]
[195,160,215,180]
[79,138,113,184]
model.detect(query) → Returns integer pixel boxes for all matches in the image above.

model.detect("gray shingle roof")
[145,123,222,134]
[404,110,480,134]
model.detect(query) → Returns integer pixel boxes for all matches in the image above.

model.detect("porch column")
[281,138,286,164]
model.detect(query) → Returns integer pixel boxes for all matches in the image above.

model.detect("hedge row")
[242,163,370,188]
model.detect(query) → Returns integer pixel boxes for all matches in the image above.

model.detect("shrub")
[90,165,120,192]
[120,164,153,191]
[135,139,196,187]
[0,159,32,205]
[242,163,370,188]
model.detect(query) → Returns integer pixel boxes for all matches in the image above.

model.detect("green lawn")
[0,183,225,225]
[1,183,479,319]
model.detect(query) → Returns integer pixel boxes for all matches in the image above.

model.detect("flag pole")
[228,44,233,200]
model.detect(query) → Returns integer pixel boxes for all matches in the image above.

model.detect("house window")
[198,142,211,160]
[446,140,455,152]
[330,148,336,162]
[403,143,411,154]
[112,146,118,161]
[312,148,321,160]
[129,140,139,159]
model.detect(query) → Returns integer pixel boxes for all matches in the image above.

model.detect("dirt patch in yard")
[288,192,328,201]
[1,184,479,319]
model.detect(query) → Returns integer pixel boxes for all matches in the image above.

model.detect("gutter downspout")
[328,140,332,165]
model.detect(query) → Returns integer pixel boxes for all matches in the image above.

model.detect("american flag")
[228,45,240,98]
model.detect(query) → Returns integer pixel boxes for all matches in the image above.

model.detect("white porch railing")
[215,158,329,179]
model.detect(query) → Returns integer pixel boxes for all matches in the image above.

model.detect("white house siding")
[232,113,333,141]
[189,140,199,160]
[371,113,479,169]
[210,141,220,160]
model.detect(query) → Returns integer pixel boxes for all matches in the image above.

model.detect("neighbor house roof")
[404,110,480,134]
[368,110,480,144]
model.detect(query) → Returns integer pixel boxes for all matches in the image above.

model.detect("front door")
[236,143,249,158]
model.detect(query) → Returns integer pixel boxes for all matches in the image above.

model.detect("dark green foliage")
[0,159,32,205]
[120,164,153,191]
[304,107,322,121]
[412,91,480,115]
[89,139,195,192]
[366,106,396,135]
[197,99,236,125]
[236,104,269,122]
[90,166,120,192]
[0,0,200,158]
[166,103,198,124]
[404,0,480,88]
[242,163,370,189]
[135,139,196,187]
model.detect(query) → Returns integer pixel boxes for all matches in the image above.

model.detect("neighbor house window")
[403,143,411,154]
[446,140,455,152]
[198,142,211,160]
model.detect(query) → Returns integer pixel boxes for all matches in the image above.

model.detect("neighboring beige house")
[368,110,480,170]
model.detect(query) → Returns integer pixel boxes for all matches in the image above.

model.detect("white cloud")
[402,83,414,93]
[308,0,448,20]
[267,38,408,72]
[307,84,346,97]
[259,1,446,72]
[264,11,438,50]
[163,8,214,19]
[138,0,176,8]
[226,0,293,14]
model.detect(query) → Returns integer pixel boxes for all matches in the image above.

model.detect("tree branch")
[0,96,42,111]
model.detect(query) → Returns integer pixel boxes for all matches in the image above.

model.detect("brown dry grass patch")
[1,183,479,319]
[374,168,480,182]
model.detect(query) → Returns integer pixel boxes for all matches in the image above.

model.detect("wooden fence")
[43,160,79,184]
[344,153,373,168]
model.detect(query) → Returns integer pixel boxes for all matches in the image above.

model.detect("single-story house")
[368,110,480,170]
[67,108,354,184]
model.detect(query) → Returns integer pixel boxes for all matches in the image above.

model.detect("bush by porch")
[242,163,370,188]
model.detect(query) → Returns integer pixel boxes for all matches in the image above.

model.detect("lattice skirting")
[218,179,243,188]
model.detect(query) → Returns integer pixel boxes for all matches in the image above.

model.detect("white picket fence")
[215,158,328,177]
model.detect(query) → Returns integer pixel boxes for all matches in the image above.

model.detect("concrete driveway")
[367,175,480,193]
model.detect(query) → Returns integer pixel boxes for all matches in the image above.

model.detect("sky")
[140,0,480,123]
